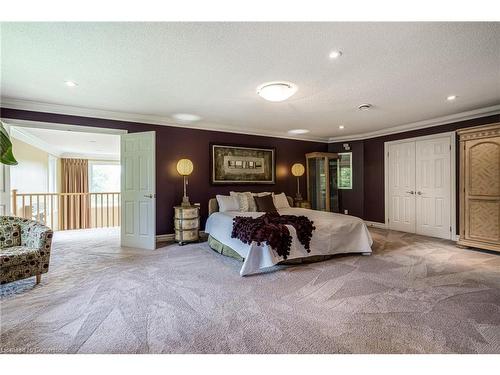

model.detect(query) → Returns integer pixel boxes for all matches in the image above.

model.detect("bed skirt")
[207,235,245,261]
[207,235,338,265]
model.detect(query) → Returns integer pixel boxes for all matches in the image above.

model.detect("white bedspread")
[204,208,373,276]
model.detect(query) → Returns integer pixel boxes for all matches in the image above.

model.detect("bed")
[204,195,373,276]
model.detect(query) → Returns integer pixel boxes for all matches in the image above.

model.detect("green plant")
[0,120,18,165]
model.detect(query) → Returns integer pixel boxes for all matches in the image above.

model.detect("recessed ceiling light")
[329,50,343,59]
[447,95,457,101]
[257,81,298,102]
[358,103,373,111]
[288,129,310,135]
[64,80,78,87]
[172,113,202,122]
[339,125,345,129]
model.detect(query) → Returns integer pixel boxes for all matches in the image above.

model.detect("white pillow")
[273,193,290,209]
[253,192,273,197]
[216,195,239,212]
[230,191,256,212]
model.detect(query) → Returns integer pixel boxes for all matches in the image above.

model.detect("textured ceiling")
[1,22,500,141]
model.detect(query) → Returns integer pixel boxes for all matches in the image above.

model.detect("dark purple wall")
[4,107,497,234]
[1,108,327,234]
[329,114,500,229]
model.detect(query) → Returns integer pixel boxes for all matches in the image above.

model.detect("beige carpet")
[1,227,500,354]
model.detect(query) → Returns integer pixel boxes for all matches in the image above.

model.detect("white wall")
[10,137,51,193]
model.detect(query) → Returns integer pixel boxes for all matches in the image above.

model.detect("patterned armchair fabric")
[0,216,53,285]
[0,223,21,248]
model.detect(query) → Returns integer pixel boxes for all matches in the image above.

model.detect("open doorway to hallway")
[6,122,123,237]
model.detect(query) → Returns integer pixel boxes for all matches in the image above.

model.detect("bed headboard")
[208,195,294,216]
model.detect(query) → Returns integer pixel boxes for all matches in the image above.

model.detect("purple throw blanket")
[231,212,316,260]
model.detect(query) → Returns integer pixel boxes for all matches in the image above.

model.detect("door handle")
[144,194,154,198]
[406,191,415,195]
[416,191,423,195]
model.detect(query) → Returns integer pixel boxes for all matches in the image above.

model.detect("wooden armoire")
[457,123,500,252]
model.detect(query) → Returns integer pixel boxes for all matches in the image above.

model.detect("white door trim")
[1,118,128,135]
[384,131,456,238]
[0,123,12,215]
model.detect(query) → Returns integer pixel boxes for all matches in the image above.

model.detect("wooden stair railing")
[11,189,121,231]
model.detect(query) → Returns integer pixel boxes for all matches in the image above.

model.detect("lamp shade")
[176,159,194,176]
[291,163,305,177]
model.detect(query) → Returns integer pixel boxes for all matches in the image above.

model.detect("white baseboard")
[364,221,388,229]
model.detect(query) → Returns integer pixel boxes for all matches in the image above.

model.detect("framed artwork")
[210,144,275,184]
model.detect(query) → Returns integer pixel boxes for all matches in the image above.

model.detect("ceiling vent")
[358,103,373,111]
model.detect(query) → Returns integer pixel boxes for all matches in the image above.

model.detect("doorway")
[384,132,456,240]
[1,119,157,250]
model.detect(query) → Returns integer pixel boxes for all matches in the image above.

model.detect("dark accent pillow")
[254,194,277,212]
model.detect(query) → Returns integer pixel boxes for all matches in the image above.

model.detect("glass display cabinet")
[306,152,339,212]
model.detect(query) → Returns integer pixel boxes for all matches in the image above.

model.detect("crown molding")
[0,97,329,143]
[3,98,499,145]
[327,104,500,143]
[10,126,63,158]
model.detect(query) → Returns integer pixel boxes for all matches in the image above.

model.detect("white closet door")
[388,141,416,233]
[415,137,451,239]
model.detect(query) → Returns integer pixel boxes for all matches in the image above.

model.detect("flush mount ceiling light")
[358,103,373,111]
[447,95,458,101]
[172,113,202,122]
[64,80,78,87]
[287,129,310,135]
[339,125,345,129]
[257,81,298,102]
[329,50,343,59]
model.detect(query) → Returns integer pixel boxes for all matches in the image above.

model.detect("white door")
[388,141,416,233]
[0,123,11,215]
[415,137,451,239]
[120,131,156,250]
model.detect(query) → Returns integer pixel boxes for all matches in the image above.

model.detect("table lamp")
[291,163,305,201]
[176,158,194,207]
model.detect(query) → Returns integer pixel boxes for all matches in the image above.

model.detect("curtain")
[60,158,90,230]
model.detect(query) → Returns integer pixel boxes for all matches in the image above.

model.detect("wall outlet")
[344,209,349,215]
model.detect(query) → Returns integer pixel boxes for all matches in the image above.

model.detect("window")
[337,152,352,189]
[89,162,121,193]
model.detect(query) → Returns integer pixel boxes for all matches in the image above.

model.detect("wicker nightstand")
[174,206,200,245]
[294,200,311,209]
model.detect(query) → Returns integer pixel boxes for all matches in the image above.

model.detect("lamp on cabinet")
[176,158,194,207]
[291,163,305,201]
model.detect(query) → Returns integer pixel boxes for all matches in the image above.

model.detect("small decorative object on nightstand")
[294,200,311,209]
[291,163,305,201]
[176,158,194,207]
[174,205,200,245]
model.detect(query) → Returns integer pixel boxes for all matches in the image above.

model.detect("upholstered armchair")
[0,216,53,285]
